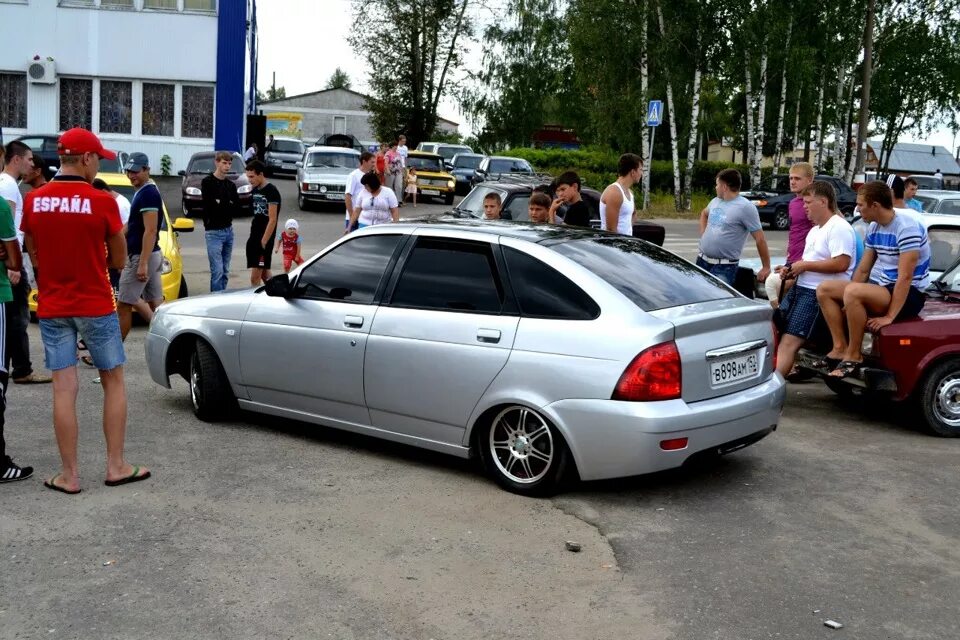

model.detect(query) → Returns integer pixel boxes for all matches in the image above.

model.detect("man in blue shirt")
[118,152,164,341]
[903,177,924,212]
[816,181,930,378]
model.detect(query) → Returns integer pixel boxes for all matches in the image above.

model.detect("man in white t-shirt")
[344,152,376,233]
[775,181,856,378]
[397,135,409,168]
[0,141,51,384]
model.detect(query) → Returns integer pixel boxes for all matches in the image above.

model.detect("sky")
[255,0,957,155]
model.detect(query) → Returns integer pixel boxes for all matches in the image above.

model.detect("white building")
[0,0,257,172]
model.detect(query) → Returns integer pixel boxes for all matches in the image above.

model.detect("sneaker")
[13,372,53,384]
[0,458,34,483]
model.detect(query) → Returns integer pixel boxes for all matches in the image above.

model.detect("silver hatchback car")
[146,222,786,495]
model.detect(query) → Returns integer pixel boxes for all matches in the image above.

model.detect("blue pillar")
[215,0,247,152]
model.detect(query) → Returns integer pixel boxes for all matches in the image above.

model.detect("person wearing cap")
[21,128,150,494]
[275,218,304,272]
[117,152,164,341]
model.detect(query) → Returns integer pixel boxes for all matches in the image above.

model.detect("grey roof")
[866,140,960,176]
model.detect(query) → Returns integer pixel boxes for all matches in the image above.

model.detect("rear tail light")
[660,437,688,451]
[613,341,682,401]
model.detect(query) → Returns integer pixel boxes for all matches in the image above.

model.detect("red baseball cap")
[57,128,117,160]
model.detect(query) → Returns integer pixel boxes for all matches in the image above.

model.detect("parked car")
[471,156,536,186]
[909,175,942,190]
[28,172,194,317]
[447,153,485,194]
[415,142,474,162]
[406,151,457,205]
[743,174,857,230]
[264,137,305,176]
[297,145,361,210]
[741,174,790,200]
[145,221,785,495]
[178,151,253,217]
[914,190,960,215]
[444,181,667,246]
[12,134,128,174]
[416,141,440,154]
[798,255,960,437]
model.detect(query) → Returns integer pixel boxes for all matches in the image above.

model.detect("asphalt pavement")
[2,176,957,639]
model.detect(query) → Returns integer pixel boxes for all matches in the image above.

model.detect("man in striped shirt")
[816,181,930,378]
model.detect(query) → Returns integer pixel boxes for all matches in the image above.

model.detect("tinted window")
[270,140,303,153]
[391,238,503,313]
[454,155,482,169]
[938,199,960,216]
[297,234,401,303]
[504,247,599,320]
[188,155,244,174]
[489,159,533,174]
[503,194,530,221]
[305,152,358,168]
[552,237,736,311]
[407,155,444,171]
[436,145,472,160]
[456,185,507,218]
[928,228,960,272]
[915,196,937,212]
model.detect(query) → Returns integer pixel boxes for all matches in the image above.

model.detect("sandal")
[80,355,95,367]
[811,356,841,370]
[829,360,862,379]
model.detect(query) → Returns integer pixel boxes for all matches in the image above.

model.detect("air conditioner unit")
[27,59,56,84]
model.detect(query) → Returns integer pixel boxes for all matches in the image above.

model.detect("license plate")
[326,193,344,201]
[422,189,440,195]
[282,163,295,170]
[709,352,759,387]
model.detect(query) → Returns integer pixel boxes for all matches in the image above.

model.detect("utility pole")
[854,0,876,181]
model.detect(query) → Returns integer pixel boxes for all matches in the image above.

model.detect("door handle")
[477,329,501,344]
[344,315,364,328]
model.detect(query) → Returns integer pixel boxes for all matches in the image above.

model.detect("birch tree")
[771,17,793,176]
[655,0,682,210]
[639,0,651,211]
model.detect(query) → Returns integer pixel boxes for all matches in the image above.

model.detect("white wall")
[0,0,219,171]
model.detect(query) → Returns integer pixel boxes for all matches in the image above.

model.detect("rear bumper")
[542,374,786,481]
[796,351,899,394]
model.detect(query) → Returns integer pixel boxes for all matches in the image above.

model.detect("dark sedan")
[178,151,253,217]
[447,153,485,194]
[13,133,127,174]
[744,174,857,230]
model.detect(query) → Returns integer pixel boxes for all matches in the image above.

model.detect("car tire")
[478,405,571,497]
[298,193,311,212]
[774,206,790,231]
[189,340,235,422]
[444,193,455,206]
[918,357,960,437]
[824,376,858,399]
[178,276,188,299]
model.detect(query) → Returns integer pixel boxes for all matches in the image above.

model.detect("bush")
[160,154,172,177]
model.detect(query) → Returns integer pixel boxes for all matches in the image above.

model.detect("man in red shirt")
[21,128,150,494]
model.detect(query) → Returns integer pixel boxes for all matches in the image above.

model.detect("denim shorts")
[39,314,126,371]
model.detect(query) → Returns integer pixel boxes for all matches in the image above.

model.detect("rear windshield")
[552,237,736,311]
[489,158,533,174]
[454,155,482,169]
[189,156,245,174]
[269,140,303,154]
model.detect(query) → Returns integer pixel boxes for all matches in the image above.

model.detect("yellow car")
[407,151,457,205]
[29,172,194,315]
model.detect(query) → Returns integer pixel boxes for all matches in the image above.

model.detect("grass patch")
[636,191,712,219]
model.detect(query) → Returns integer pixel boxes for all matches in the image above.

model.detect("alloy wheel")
[488,406,554,484]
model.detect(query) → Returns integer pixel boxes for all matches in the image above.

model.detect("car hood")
[266,151,302,161]
[917,297,960,319]
[301,167,352,181]
[415,170,454,180]
[157,288,257,321]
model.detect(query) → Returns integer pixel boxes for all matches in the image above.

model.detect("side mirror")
[172,217,195,232]
[295,160,303,168]
[177,170,186,177]
[264,273,292,298]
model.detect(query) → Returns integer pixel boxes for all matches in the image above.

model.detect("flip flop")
[80,355,95,368]
[44,474,81,495]
[811,356,842,370]
[104,465,151,487]
[829,360,862,379]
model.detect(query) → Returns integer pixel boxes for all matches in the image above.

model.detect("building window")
[59,78,93,131]
[182,85,214,138]
[144,0,177,8]
[333,116,346,135]
[100,80,132,134]
[183,0,216,11]
[142,82,174,137]
[0,73,27,129]
[100,0,134,7]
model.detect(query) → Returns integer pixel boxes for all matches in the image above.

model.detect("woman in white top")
[600,153,642,235]
[350,172,399,229]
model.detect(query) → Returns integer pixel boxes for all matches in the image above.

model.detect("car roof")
[917,190,960,198]
[489,156,529,161]
[271,136,302,142]
[382,218,614,244]
[923,213,960,227]
[453,153,484,158]
[304,145,360,154]
[189,151,241,159]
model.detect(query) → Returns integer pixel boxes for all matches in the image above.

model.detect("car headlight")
[185,187,201,196]
[447,180,455,188]
[757,200,768,207]
[861,333,874,355]
[160,256,172,275]
[319,185,327,193]
[237,184,253,194]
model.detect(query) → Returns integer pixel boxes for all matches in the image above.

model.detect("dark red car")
[178,151,252,217]
[802,257,960,437]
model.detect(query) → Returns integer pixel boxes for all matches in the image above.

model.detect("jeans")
[39,314,126,371]
[4,268,33,378]
[205,227,234,292]
[696,256,738,286]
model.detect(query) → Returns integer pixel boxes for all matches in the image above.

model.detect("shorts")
[886,283,926,320]
[246,235,274,269]
[118,251,163,305]
[40,314,125,371]
[780,285,820,339]
[283,255,304,272]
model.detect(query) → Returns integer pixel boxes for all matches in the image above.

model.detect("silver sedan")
[145,221,786,496]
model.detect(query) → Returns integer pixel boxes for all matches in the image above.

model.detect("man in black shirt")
[550,171,593,227]
[200,151,240,292]
[244,160,280,286]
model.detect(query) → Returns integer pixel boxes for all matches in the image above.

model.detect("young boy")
[245,160,280,287]
[482,192,503,220]
[275,218,304,272]
[550,171,592,227]
[528,192,554,224]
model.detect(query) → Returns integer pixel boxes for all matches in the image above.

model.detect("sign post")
[644,100,663,210]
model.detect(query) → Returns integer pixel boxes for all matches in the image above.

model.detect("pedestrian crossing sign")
[646,100,663,127]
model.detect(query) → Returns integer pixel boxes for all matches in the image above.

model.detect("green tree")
[350,0,472,147]
[256,85,287,103]
[325,67,353,91]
